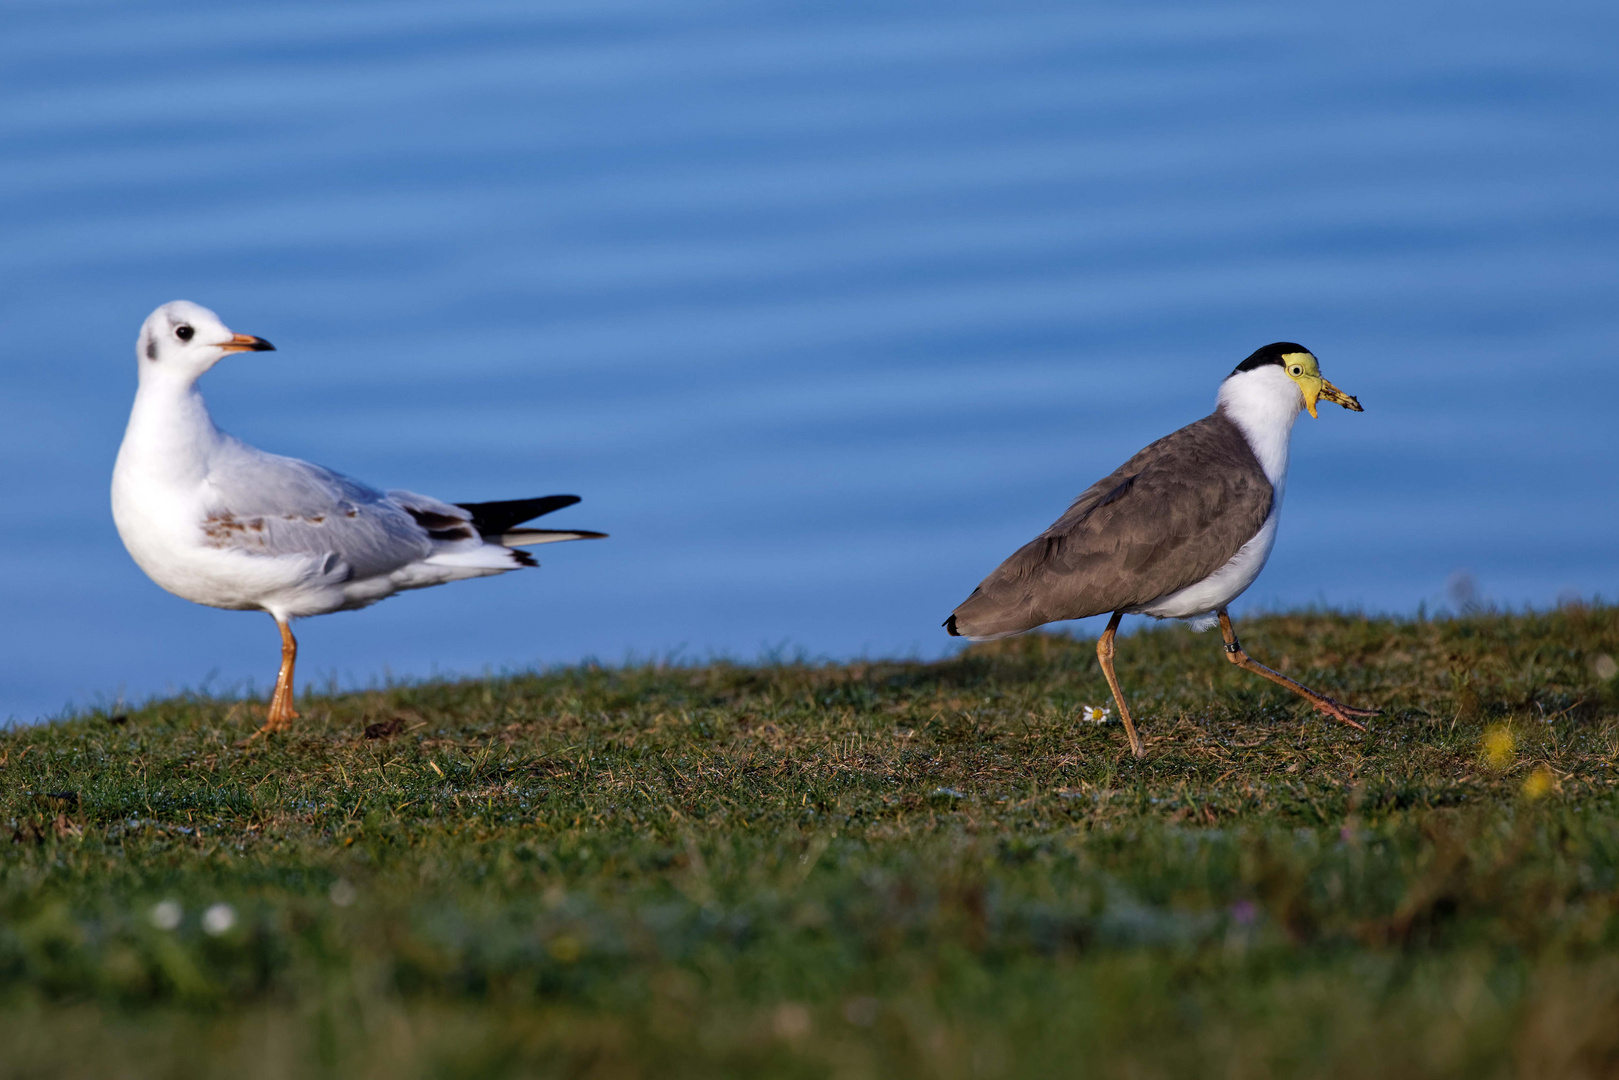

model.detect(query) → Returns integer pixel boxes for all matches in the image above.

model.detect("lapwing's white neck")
[1216,364,1303,492]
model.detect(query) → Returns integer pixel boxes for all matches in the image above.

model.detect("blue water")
[2,0,1616,723]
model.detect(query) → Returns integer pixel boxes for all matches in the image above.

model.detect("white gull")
[111,301,605,735]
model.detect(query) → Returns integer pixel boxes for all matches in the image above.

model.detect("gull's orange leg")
[253,617,300,737]
[1096,611,1145,758]
[1216,609,1378,730]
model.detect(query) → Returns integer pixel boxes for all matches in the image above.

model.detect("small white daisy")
[201,903,237,936]
[1080,705,1112,724]
[149,900,182,930]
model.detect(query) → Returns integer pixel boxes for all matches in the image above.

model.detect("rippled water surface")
[2,0,1616,721]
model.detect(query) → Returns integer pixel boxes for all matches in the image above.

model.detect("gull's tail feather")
[440,495,605,568]
[499,528,608,547]
[455,495,582,538]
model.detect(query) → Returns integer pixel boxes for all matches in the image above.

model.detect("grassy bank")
[3,608,1619,1079]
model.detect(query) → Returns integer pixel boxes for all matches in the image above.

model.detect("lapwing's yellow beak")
[220,333,276,354]
[1303,377,1362,419]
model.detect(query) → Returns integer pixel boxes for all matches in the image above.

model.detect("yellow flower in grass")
[1481,725,1515,771]
[548,933,582,963]
[1523,767,1555,800]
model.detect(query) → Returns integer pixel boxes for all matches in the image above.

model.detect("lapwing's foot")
[1309,695,1376,731]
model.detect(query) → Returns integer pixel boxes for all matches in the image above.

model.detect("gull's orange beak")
[220,333,275,354]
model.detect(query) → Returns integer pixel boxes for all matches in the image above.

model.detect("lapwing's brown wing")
[947,410,1274,639]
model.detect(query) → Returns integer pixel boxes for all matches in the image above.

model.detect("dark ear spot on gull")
[144,335,157,361]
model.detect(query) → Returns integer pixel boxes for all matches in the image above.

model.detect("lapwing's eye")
[175,325,194,342]
[1289,364,1303,377]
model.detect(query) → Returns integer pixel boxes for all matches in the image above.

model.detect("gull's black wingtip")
[455,495,583,537]
[944,613,961,637]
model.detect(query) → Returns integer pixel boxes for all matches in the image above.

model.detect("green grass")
[4,608,1619,1079]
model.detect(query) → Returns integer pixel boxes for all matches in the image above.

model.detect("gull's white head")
[135,301,274,383]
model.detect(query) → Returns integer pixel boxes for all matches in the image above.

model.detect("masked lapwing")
[944,343,1377,758]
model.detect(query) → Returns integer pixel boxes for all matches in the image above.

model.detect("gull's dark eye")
[175,325,194,341]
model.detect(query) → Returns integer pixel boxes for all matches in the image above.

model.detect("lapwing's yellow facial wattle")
[1281,351,1363,418]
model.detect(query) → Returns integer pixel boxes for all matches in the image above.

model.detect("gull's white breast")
[112,384,344,615]
[113,455,336,614]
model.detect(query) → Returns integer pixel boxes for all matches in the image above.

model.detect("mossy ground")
[4,608,1619,1079]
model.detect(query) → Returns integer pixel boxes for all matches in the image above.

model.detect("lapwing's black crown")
[1232,342,1310,375]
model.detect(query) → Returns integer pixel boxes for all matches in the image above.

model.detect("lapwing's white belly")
[1128,508,1281,625]
[1129,362,1301,628]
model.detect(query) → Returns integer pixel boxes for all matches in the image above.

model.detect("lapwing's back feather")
[947,410,1273,639]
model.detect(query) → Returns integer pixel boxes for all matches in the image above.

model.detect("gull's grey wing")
[947,411,1274,638]
[197,438,465,579]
